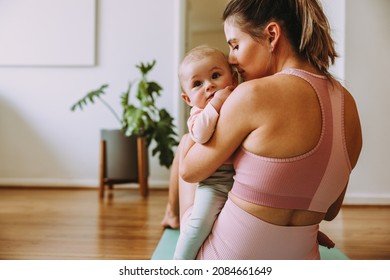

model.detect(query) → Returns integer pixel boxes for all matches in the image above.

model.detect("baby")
[173,45,238,259]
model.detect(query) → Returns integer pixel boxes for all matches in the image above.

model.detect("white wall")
[343,0,390,204]
[320,0,390,204]
[0,0,179,187]
[0,0,389,204]
[321,0,346,80]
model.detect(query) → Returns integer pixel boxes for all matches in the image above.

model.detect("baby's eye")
[212,72,221,79]
[232,45,239,51]
[193,80,202,88]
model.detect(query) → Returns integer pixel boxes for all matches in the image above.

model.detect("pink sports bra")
[231,69,352,213]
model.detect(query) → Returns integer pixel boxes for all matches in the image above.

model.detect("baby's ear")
[181,92,192,106]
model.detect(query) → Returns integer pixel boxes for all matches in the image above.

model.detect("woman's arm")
[179,75,297,182]
[179,84,257,183]
[324,184,347,221]
[324,87,362,221]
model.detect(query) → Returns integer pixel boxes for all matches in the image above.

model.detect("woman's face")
[224,20,271,81]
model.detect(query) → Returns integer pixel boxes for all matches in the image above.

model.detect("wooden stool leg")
[99,140,107,198]
[137,137,148,197]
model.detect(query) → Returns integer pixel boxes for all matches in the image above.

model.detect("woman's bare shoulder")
[230,74,307,113]
[235,75,281,91]
[230,75,283,104]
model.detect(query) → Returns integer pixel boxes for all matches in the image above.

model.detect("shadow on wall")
[0,95,64,185]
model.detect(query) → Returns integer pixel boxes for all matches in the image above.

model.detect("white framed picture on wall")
[0,0,96,66]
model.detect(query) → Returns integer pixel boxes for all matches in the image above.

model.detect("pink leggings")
[182,199,320,260]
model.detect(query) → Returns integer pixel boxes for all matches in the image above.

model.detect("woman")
[178,0,362,259]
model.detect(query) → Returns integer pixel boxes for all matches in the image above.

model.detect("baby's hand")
[215,85,235,102]
[211,85,235,112]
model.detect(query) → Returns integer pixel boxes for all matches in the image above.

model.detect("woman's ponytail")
[296,0,338,75]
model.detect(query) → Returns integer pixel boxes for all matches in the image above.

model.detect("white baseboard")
[0,178,169,189]
[0,178,389,205]
[343,193,390,205]
[0,178,97,188]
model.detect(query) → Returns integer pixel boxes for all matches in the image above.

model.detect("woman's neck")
[273,36,320,75]
[277,57,320,75]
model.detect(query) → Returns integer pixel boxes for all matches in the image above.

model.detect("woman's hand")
[317,231,335,249]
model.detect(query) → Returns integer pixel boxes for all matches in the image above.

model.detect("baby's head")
[179,45,237,108]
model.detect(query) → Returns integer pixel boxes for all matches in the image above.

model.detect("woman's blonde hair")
[223,0,337,77]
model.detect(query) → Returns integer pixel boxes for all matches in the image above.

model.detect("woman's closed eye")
[231,44,239,51]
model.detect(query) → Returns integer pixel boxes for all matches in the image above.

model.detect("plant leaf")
[150,109,179,168]
[136,60,156,76]
[70,84,109,111]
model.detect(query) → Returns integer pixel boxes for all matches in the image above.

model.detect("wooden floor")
[0,187,389,260]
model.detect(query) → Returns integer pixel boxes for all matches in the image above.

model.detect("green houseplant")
[70,60,178,169]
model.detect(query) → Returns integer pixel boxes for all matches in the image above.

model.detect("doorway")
[181,0,230,128]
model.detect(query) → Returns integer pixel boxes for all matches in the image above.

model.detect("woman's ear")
[181,92,192,106]
[265,22,280,52]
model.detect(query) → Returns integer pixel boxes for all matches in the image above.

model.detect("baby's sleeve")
[187,104,219,144]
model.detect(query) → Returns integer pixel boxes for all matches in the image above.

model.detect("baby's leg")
[178,176,197,223]
[174,183,230,260]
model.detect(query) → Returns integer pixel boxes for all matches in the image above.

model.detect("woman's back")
[231,68,354,217]
[237,69,323,159]
[195,69,360,259]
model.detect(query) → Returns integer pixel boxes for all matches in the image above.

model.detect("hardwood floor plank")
[320,205,390,259]
[0,188,166,260]
[0,187,388,260]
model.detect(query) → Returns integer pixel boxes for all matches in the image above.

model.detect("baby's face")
[180,55,233,108]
